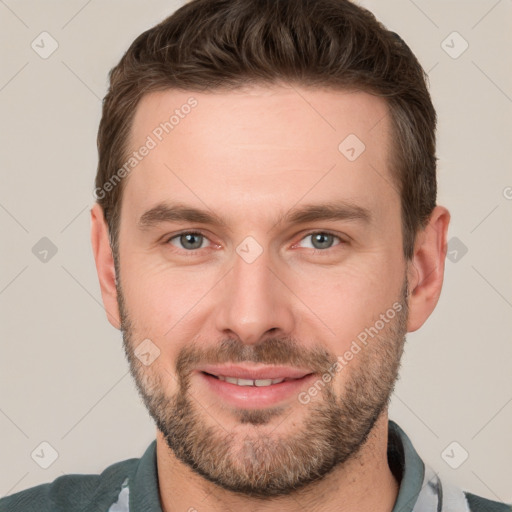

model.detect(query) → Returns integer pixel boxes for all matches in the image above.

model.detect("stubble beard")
[117,278,408,498]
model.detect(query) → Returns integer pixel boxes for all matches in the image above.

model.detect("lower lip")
[197,371,316,409]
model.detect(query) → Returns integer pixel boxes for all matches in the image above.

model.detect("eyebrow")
[137,200,372,231]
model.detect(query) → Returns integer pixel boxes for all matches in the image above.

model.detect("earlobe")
[90,203,121,329]
[406,206,451,332]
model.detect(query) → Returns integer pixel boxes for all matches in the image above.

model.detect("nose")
[214,242,295,345]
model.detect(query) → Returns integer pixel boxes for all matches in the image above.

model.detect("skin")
[91,84,450,512]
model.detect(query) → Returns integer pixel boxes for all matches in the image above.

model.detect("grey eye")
[311,233,335,249]
[298,232,341,250]
[169,232,208,250]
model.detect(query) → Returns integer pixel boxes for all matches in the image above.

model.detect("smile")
[197,367,316,409]
[205,374,295,386]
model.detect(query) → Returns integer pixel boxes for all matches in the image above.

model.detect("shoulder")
[0,456,139,512]
[464,492,512,512]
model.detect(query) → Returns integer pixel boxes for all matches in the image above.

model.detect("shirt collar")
[388,420,426,512]
[129,439,162,511]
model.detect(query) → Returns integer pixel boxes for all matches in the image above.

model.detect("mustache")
[175,336,338,377]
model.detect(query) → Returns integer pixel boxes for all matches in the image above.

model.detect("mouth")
[196,364,316,409]
[202,372,305,387]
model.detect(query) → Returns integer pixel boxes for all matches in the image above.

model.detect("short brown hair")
[96,0,437,261]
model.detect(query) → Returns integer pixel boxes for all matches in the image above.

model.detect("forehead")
[122,84,396,227]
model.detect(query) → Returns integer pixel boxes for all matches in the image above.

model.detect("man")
[1,0,510,511]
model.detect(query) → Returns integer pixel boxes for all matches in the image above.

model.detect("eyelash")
[164,230,346,256]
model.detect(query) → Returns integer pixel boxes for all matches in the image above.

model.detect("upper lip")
[198,364,313,380]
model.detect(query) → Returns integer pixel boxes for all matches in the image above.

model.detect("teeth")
[216,375,286,386]
[255,379,273,387]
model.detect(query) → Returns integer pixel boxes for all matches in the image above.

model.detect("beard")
[117,276,409,498]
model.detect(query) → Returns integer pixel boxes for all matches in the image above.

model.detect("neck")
[156,411,399,512]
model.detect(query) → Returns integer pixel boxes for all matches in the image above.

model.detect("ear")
[90,203,121,329]
[406,206,451,332]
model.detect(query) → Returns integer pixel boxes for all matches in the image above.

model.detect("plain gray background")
[1,0,511,502]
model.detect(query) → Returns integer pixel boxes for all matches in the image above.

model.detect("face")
[115,84,410,496]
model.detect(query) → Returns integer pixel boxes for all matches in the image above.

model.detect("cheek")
[290,259,401,348]
[120,257,219,336]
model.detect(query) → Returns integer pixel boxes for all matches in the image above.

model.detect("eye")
[167,231,211,251]
[296,231,343,250]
